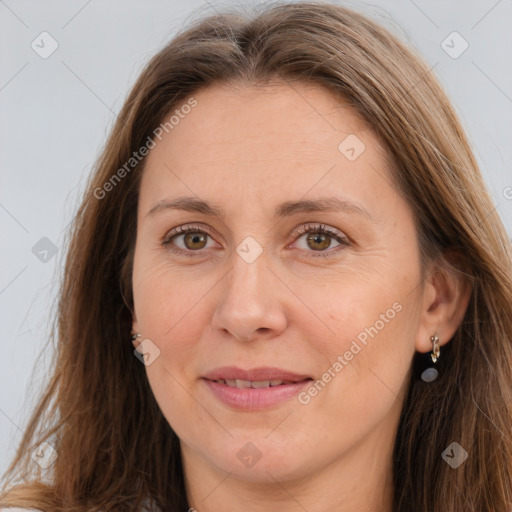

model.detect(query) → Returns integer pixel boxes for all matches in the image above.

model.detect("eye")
[161,222,350,259]
[161,224,217,256]
[290,223,349,258]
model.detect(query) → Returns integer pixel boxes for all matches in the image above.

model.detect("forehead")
[138,81,393,213]
[171,80,371,146]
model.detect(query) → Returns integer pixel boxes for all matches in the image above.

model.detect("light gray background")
[1,0,511,477]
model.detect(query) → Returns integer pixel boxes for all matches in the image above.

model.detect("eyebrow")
[146,195,374,221]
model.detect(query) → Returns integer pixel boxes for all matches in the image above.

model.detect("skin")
[131,81,470,512]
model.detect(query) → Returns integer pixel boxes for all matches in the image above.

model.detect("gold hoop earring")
[420,333,440,382]
[430,333,440,363]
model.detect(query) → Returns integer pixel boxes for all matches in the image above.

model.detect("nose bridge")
[225,244,271,310]
[223,216,271,299]
[211,240,287,340]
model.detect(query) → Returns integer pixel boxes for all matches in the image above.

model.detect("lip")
[202,366,312,382]
[202,366,313,411]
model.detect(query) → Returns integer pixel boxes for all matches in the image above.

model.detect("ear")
[415,251,472,353]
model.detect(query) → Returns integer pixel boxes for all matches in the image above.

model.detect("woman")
[1,1,511,511]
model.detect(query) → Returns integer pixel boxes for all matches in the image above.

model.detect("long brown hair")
[1,2,511,510]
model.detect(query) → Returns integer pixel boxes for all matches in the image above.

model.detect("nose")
[211,247,288,342]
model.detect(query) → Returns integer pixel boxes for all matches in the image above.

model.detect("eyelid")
[162,223,215,244]
[289,223,346,241]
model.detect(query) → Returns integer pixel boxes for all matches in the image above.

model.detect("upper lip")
[203,366,313,382]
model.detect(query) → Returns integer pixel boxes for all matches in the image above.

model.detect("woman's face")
[132,82,432,488]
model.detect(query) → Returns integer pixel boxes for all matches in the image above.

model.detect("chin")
[203,436,316,483]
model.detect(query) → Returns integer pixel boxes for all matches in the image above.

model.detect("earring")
[420,333,440,382]
[131,332,141,347]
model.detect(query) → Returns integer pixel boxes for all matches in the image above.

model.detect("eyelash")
[161,223,350,259]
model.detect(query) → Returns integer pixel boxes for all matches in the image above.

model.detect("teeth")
[251,380,273,388]
[215,379,295,388]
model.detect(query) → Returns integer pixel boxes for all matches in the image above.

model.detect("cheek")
[132,252,208,334]
[302,266,411,352]
[295,293,415,453]
[297,266,418,407]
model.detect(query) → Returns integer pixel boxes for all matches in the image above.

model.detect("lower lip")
[202,378,312,410]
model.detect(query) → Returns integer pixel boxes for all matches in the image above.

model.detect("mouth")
[201,366,314,410]
[206,378,309,389]
[202,366,313,383]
